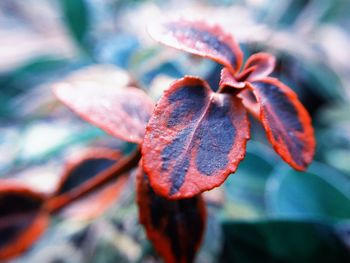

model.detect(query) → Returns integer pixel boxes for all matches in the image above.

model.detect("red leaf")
[47,148,129,219]
[136,165,206,263]
[219,68,245,90]
[0,184,48,260]
[237,89,260,119]
[52,66,154,144]
[237,52,276,82]
[142,76,250,199]
[247,78,315,170]
[148,20,243,74]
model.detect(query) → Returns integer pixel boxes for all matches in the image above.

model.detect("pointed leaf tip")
[247,78,315,170]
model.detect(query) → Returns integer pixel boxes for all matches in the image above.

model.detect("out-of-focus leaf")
[324,149,350,176]
[223,142,277,217]
[195,208,222,263]
[53,65,154,144]
[48,148,129,220]
[0,184,49,261]
[60,0,90,52]
[136,166,206,263]
[277,0,312,27]
[266,162,350,220]
[220,219,350,263]
[148,19,243,74]
[317,104,350,125]
[300,61,343,101]
[0,56,68,118]
[95,34,140,68]
[319,0,350,23]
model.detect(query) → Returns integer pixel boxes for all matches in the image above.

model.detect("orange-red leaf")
[53,67,154,143]
[148,20,243,74]
[142,76,250,199]
[219,68,245,90]
[237,52,276,82]
[48,148,129,219]
[0,184,48,260]
[136,166,206,263]
[247,78,315,170]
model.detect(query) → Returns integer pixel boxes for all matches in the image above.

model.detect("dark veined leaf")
[237,52,276,82]
[142,76,250,199]
[0,184,49,260]
[220,219,350,263]
[247,78,315,170]
[148,20,243,74]
[136,166,206,263]
[52,65,154,144]
[47,148,129,219]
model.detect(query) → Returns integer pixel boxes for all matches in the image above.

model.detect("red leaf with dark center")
[237,52,276,82]
[0,184,48,260]
[247,78,315,170]
[142,76,250,199]
[136,165,206,263]
[52,67,154,144]
[47,148,129,219]
[148,20,243,74]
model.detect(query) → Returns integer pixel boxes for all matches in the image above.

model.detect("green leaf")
[60,0,90,51]
[266,162,350,220]
[300,61,343,101]
[0,56,68,118]
[223,142,277,217]
[220,219,350,263]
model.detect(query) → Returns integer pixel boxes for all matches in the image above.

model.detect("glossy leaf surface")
[247,78,315,170]
[136,167,206,263]
[237,52,276,82]
[148,20,243,74]
[266,162,350,220]
[49,148,129,219]
[223,142,278,217]
[0,184,48,260]
[142,77,250,199]
[53,65,154,143]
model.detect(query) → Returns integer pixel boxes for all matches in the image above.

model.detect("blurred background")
[1,0,350,262]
